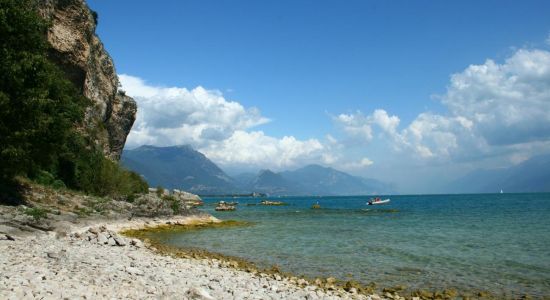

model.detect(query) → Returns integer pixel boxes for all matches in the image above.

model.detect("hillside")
[235,165,394,196]
[281,164,394,196]
[122,145,235,194]
[245,170,302,195]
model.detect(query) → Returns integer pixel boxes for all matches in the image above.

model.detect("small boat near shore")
[261,200,287,206]
[367,198,390,205]
[215,201,236,211]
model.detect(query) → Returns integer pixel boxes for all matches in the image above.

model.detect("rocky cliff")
[36,0,136,160]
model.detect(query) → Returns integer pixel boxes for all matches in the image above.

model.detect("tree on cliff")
[0,0,147,202]
[0,0,86,180]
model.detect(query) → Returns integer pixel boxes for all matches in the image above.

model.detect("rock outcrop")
[36,0,136,160]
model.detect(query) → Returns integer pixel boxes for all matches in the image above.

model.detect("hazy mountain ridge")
[122,145,235,194]
[244,170,303,195]
[447,154,550,193]
[279,164,394,195]
[122,145,394,196]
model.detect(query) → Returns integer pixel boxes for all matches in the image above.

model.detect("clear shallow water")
[154,194,550,297]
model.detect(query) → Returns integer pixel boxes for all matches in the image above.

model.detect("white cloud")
[333,109,401,143]
[341,157,374,170]
[334,112,374,142]
[441,49,550,146]
[400,112,480,158]
[200,130,325,169]
[120,74,334,170]
[120,74,269,148]
[337,48,550,162]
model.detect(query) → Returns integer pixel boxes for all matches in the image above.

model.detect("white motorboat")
[367,198,390,205]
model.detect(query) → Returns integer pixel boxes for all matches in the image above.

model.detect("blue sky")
[88,0,550,193]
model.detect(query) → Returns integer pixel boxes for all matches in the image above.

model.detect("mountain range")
[446,154,550,193]
[121,145,234,194]
[122,145,394,196]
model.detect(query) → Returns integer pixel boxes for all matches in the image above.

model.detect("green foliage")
[33,171,67,189]
[0,0,148,202]
[34,171,56,186]
[51,179,66,189]
[0,0,87,181]
[156,186,164,197]
[23,207,48,221]
[90,9,98,25]
[170,200,181,214]
[126,193,136,203]
[162,195,175,202]
[162,195,181,214]
[72,148,148,200]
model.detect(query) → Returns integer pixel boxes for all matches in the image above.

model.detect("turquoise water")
[156,194,550,298]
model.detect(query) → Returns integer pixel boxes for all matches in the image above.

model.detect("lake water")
[153,194,550,298]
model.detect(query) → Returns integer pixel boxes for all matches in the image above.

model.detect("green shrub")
[90,9,98,25]
[33,171,66,189]
[126,193,136,203]
[156,186,164,197]
[51,179,66,189]
[170,200,181,214]
[24,207,48,221]
[34,171,56,185]
[163,195,180,214]
[73,149,148,200]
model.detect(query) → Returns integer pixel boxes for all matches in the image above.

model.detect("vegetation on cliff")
[0,0,147,203]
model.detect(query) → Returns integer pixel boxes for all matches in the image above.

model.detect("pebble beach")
[0,215,390,300]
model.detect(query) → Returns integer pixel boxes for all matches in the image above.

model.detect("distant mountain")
[122,145,235,194]
[447,154,550,193]
[281,164,394,196]
[246,169,302,195]
[235,164,394,196]
[232,172,257,189]
[122,146,394,196]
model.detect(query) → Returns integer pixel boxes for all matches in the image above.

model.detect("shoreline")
[121,221,391,297]
[0,214,389,300]
[122,220,502,300]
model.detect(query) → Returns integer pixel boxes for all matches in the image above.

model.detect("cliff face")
[36,0,136,160]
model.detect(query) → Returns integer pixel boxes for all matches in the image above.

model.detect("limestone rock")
[187,287,215,300]
[130,238,143,248]
[46,252,61,259]
[126,266,144,276]
[36,0,136,160]
[0,234,15,241]
[97,232,108,244]
[107,237,116,246]
[113,236,126,246]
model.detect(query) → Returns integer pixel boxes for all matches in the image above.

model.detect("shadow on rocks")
[0,179,27,206]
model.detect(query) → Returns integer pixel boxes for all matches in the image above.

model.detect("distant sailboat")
[500,189,504,194]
